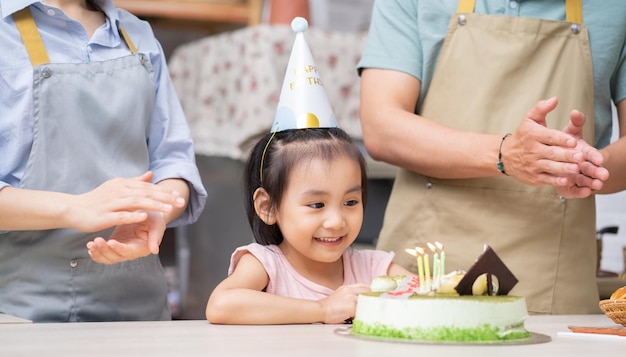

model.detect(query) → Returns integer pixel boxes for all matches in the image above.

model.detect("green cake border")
[351,320,529,343]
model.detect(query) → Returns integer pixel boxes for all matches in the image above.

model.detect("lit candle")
[416,247,427,292]
[404,248,420,281]
[406,248,425,291]
[417,255,425,291]
[427,242,439,289]
[424,251,431,291]
[432,255,440,289]
[436,241,445,277]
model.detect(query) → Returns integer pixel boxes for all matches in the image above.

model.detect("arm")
[597,98,626,194]
[0,171,183,232]
[360,69,591,186]
[206,253,369,325]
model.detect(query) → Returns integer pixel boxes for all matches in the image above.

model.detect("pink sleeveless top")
[228,243,394,300]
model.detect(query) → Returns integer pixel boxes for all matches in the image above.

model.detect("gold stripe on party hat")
[270,17,337,133]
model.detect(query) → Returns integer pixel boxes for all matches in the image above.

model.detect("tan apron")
[377,0,599,314]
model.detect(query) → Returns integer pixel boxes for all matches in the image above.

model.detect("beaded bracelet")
[496,133,512,175]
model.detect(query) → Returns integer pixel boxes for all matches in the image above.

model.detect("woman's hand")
[67,171,185,233]
[86,211,166,264]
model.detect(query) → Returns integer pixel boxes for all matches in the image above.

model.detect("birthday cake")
[351,246,530,343]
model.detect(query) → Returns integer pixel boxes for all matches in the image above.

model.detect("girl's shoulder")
[228,243,283,274]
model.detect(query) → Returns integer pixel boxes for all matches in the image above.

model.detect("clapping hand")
[86,211,166,264]
[556,109,609,198]
[505,97,608,197]
[75,171,186,264]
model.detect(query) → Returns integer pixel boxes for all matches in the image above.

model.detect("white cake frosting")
[352,276,530,342]
[356,293,527,328]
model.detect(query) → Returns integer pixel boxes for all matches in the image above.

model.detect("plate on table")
[334,326,551,346]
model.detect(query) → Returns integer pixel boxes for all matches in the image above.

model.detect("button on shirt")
[0,0,207,225]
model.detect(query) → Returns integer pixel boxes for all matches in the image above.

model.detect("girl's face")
[275,155,364,267]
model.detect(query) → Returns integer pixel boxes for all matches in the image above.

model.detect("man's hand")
[503,97,582,186]
[556,109,609,198]
[503,97,608,197]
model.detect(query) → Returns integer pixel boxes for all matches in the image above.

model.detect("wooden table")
[0,315,624,356]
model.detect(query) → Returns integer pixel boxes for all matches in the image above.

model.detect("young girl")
[206,127,413,324]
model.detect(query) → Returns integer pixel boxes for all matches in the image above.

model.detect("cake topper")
[270,17,337,133]
[455,245,518,296]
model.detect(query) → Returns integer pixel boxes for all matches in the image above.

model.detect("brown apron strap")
[457,0,582,23]
[13,7,50,66]
[13,7,139,66]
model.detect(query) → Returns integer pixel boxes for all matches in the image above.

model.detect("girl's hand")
[318,284,371,324]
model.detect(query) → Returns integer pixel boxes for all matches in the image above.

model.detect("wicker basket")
[599,299,626,326]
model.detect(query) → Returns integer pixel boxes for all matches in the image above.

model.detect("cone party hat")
[270,17,337,133]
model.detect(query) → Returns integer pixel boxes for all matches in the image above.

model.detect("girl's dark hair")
[243,127,368,246]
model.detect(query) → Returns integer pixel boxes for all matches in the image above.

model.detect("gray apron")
[377,0,599,314]
[0,7,170,321]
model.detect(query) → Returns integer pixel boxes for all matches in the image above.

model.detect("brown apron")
[377,0,599,314]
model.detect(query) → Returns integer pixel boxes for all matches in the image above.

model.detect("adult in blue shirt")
[0,0,207,322]
[358,0,625,314]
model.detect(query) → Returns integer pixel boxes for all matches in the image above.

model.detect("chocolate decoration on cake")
[455,245,518,296]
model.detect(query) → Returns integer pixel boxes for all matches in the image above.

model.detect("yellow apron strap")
[566,0,582,23]
[457,0,582,23]
[457,0,476,13]
[13,7,50,66]
[118,26,138,54]
[14,7,138,67]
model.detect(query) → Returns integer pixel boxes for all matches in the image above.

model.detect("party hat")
[270,17,337,133]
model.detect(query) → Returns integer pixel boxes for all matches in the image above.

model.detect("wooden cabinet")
[113,0,262,26]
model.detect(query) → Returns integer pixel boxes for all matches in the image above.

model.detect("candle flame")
[427,242,436,252]
[415,246,425,255]
[435,241,444,250]
[404,248,417,257]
